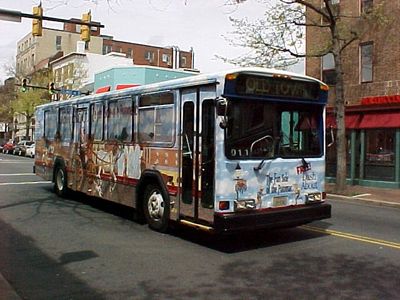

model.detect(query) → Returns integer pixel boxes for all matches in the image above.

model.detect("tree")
[220,0,388,193]
[12,70,52,139]
[12,89,50,139]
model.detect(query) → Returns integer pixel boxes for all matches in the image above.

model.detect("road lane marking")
[0,161,34,163]
[0,173,37,176]
[301,225,400,250]
[0,181,52,186]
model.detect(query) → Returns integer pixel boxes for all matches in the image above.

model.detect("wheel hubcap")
[148,191,164,221]
[56,170,64,191]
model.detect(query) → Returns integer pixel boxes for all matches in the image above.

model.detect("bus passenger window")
[59,107,73,142]
[107,99,132,142]
[90,103,104,141]
[138,92,175,144]
[44,110,57,140]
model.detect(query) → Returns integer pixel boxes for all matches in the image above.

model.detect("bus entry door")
[180,87,216,224]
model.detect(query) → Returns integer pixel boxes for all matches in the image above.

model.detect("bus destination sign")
[235,75,320,100]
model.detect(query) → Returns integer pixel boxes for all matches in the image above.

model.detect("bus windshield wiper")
[254,159,265,171]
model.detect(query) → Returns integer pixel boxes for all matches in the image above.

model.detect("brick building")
[306,0,400,189]
[62,19,194,70]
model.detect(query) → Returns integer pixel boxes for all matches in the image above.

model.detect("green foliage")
[13,89,50,119]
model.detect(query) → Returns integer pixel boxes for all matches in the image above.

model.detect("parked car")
[13,140,34,156]
[2,140,15,154]
[25,143,35,158]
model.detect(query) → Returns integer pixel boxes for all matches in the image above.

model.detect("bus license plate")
[273,196,288,207]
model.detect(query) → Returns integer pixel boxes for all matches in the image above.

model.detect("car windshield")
[225,99,323,159]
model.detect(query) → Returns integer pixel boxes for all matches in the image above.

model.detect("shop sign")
[361,95,400,105]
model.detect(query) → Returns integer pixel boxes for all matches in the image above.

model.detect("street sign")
[59,89,81,96]
[0,123,6,132]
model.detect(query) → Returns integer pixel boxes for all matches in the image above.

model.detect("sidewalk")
[326,183,400,208]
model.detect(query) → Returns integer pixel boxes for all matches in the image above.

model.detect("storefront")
[326,98,400,189]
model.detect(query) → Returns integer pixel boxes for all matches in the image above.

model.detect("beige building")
[50,48,133,100]
[16,27,103,77]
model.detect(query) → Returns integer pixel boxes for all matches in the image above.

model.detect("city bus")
[34,67,331,233]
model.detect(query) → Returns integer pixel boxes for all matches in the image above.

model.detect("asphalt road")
[1,153,399,299]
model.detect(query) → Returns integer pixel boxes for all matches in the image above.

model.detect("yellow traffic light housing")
[80,11,91,42]
[32,5,43,36]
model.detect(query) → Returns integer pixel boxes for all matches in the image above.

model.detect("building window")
[144,51,154,62]
[365,128,395,181]
[321,0,340,23]
[360,43,373,83]
[361,0,373,13]
[68,64,74,78]
[127,48,133,58]
[180,56,187,68]
[56,36,62,51]
[103,45,112,55]
[322,53,336,85]
[162,54,171,64]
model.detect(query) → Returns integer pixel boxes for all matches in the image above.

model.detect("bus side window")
[107,99,132,142]
[44,109,57,140]
[59,106,73,142]
[90,103,104,141]
[138,92,174,144]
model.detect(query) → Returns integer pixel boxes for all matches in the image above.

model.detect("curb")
[0,273,21,300]
[328,193,400,209]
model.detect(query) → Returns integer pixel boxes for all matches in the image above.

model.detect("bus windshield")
[225,99,323,159]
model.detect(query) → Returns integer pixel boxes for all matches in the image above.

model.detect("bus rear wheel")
[143,184,169,232]
[54,166,69,197]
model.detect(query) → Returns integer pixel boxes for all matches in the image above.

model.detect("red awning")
[326,114,361,129]
[358,112,400,129]
[116,84,140,90]
[95,86,111,94]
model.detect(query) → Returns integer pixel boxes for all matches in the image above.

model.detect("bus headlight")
[306,192,322,203]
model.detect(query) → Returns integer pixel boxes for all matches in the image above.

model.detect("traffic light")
[80,11,91,42]
[32,4,43,37]
[21,79,27,92]
[49,82,56,95]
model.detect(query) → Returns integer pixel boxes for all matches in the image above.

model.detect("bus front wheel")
[143,184,169,232]
[54,166,69,197]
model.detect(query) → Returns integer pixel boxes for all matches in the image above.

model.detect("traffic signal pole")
[0,8,104,28]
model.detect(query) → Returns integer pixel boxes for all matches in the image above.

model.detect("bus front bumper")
[214,202,331,233]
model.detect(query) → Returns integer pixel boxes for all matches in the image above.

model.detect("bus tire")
[54,165,69,197]
[143,184,170,232]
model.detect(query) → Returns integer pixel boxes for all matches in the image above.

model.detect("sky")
[0,0,301,84]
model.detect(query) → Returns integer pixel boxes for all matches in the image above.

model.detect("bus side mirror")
[215,97,228,129]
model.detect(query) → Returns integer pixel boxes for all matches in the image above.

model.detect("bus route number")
[231,148,249,157]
